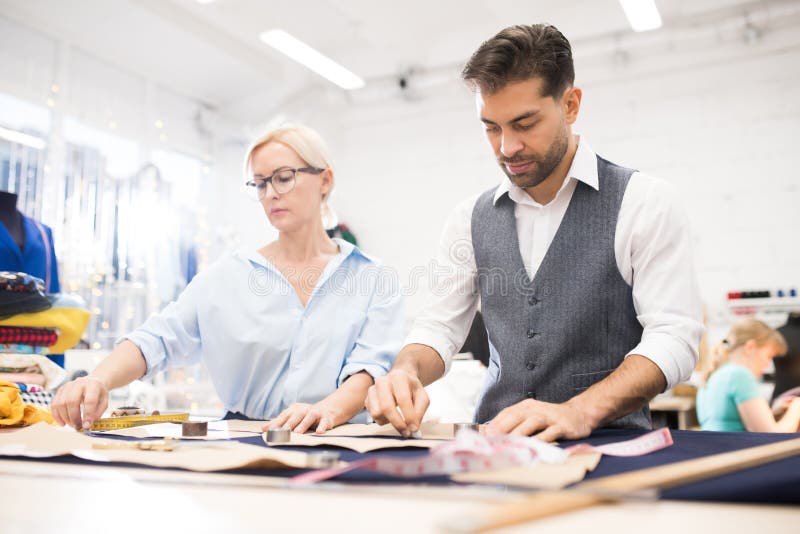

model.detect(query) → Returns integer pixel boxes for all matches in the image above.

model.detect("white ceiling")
[0,0,786,120]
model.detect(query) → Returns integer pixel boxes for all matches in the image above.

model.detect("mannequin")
[772,313,800,402]
[0,190,59,293]
[0,190,63,366]
[0,192,24,251]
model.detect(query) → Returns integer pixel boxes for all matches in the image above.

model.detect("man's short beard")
[500,127,569,189]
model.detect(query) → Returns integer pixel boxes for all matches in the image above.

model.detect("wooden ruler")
[443,436,800,533]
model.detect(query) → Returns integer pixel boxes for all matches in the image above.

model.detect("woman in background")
[52,124,403,433]
[697,318,800,432]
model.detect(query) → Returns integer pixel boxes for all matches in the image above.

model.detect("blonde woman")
[696,318,800,432]
[52,124,403,433]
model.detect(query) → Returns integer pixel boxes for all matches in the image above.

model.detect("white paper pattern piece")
[266,432,444,453]
[217,419,270,434]
[95,421,256,440]
[0,423,330,472]
[322,421,458,440]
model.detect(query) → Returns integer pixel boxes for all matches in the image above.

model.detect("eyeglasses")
[245,167,324,197]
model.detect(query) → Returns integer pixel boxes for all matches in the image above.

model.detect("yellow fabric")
[0,307,91,353]
[0,381,54,426]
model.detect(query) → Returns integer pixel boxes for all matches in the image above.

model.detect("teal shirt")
[696,362,761,431]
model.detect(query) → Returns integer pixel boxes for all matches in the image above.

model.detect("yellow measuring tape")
[89,412,190,431]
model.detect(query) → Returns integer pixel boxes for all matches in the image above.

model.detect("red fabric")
[0,326,58,347]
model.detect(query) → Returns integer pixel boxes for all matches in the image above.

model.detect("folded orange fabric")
[0,380,53,426]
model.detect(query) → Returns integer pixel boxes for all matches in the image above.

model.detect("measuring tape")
[292,427,673,484]
[89,412,190,431]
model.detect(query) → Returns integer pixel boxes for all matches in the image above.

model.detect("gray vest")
[472,156,650,430]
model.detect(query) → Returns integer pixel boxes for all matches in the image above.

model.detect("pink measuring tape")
[291,427,673,484]
[565,427,674,457]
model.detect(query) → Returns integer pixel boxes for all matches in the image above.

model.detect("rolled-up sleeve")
[117,275,204,379]
[621,174,704,390]
[338,265,405,387]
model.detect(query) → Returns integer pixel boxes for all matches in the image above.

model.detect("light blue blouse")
[120,239,404,420]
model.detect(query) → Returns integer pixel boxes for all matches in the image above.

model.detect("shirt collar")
[493,135,599,205]
[332,237,375,263]
[242,237,374,270]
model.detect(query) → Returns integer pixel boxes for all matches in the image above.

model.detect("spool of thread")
[265,427,291,443]
[181,421,208,437]
[305,451,340,469]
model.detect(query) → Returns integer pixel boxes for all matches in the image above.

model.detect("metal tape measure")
[89,412,190,431]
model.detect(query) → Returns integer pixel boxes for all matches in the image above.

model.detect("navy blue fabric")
[8,428,799,503]
[222,411,252,421]
[568,429,800,504]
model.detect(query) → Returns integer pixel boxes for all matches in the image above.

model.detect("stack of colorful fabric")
[0,341,66,408]
[0,294,90,352]
[0,294,90,407]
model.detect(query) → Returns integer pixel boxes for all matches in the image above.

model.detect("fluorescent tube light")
[619,0,663,32]
[0,126,46,149]
[259,29,365,90]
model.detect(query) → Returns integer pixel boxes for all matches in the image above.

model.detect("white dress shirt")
[406,136,703,390]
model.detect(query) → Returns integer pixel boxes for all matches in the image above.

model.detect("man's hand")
[485,398,594,442]
[365,369,429,437]
[51,376,110,430]
[265,403,339,434]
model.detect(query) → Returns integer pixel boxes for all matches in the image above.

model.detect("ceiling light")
[0,126,46,149]
[259,29,365,90]
[619,0,663,32]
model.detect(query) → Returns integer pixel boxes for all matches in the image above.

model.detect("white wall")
[575,18,800,325]
[224,10,800,332]
[7,5,798,338]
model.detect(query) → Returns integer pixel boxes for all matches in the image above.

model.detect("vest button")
[528,295,539,305]
[526,391,535,399]
[526,361,535,370]
[526,329,537,338]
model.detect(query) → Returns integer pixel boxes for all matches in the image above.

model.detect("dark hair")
[461,24,575,98]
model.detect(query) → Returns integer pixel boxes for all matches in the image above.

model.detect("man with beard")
[365,24,703,441]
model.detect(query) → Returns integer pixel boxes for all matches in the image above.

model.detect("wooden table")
[650,395,698,430]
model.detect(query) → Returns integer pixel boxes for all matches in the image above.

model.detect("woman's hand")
[51,376,110,430]
[264,402,339,434]
[772,396,792,418]
[773,395,800,418]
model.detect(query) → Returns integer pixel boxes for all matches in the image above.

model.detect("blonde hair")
[702,318,787,384]
[243,123,336,208]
